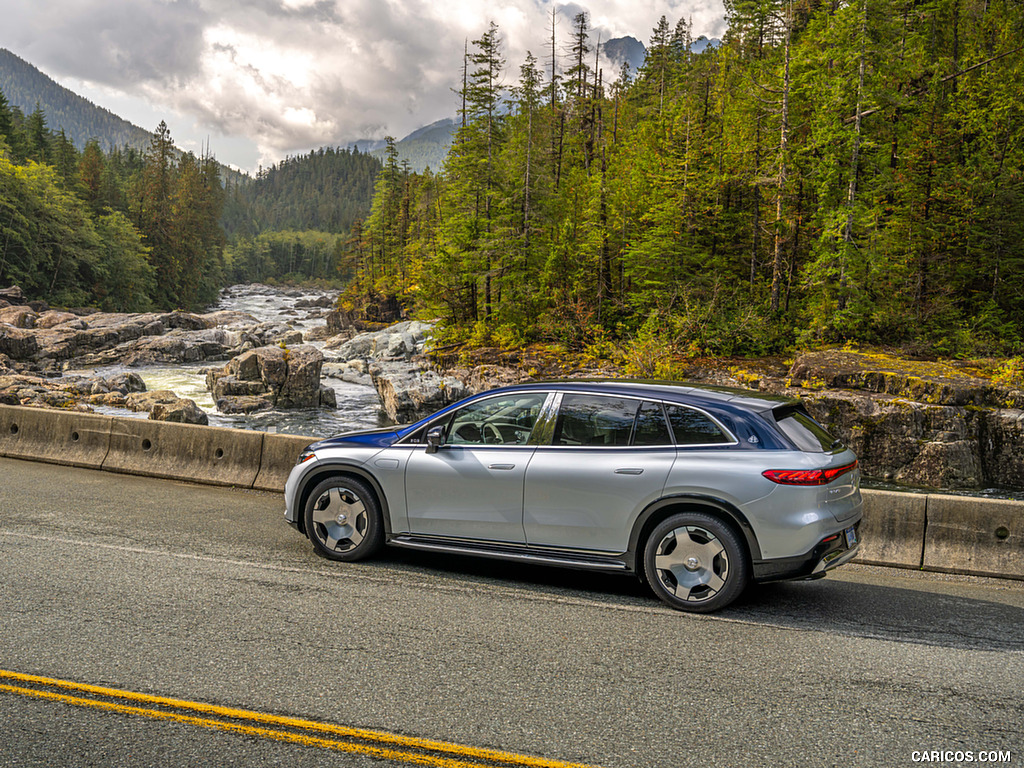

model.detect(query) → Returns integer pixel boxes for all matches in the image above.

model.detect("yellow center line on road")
[0,670,601,768]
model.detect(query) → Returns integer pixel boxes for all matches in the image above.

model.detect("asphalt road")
[0,456,1022,768]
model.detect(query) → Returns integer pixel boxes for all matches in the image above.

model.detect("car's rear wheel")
[643,512,749,612]
[304,476,383,562]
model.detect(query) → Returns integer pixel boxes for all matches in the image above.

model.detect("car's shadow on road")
[376,549,1024,653]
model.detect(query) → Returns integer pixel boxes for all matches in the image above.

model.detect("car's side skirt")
[387,534,631,573]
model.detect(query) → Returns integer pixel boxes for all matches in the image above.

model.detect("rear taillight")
[762,460,858,486]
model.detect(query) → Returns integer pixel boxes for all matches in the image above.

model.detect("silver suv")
[284,381,862,612]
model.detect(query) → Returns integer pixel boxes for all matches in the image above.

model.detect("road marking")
[0,670,601,768]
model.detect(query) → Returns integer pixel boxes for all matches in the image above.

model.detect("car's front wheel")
[643,512,749,612]
[304,476,383,562]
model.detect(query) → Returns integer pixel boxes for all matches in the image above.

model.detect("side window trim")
[629,400,674,447]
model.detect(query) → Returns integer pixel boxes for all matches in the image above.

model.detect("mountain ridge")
[0,47,247,185]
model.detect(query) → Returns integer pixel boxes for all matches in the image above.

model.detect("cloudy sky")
[2,0,726,173]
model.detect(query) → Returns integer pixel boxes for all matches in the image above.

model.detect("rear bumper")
[752,521,861,582]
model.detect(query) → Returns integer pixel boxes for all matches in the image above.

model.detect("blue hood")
[310,426,407,450]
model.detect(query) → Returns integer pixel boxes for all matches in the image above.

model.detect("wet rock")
[151,399,209,425]
[319,386,337,409]
[215,395,274,414]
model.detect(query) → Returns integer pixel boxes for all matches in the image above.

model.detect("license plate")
[845,526,858,548]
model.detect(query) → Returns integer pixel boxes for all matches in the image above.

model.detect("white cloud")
[0,0,726,171]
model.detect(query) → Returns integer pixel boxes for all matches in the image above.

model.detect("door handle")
[488,464,516,470]
[614,468,644,475]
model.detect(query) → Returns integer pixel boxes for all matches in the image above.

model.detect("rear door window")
[665,405,731,445]
[553,395,639,446]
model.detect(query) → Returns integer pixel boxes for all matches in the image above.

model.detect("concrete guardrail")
[0,403,1019,580]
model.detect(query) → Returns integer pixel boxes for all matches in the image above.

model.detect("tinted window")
[447,393,547,446]
[633,401,673,446]
[774,406,840,452]
[666,405,730,445]
[554,395,639,446]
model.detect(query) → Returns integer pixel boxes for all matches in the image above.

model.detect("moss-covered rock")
[789,350,1024,408]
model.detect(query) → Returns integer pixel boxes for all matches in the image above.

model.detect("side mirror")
[425,425,446,454]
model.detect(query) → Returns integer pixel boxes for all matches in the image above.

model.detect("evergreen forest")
[2,0,1023,363]
[0,92,225,311]
[347,0,1024,360]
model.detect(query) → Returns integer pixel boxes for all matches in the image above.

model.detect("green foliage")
[347,3,1024,360]
[222,146,379,239]
[992,357,1024,389]
[93,211,156,312]
[0,99,225,311]
[224,230,348,285]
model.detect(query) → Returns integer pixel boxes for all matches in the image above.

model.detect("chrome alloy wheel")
[653,525,730,603]
[310,486,369,554]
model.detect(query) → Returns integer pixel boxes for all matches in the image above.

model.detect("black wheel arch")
[628,494,762,573]
[294,462,392,538]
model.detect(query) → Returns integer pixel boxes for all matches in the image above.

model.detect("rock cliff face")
[755,351,1024,491]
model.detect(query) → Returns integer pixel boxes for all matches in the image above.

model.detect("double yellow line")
[0,669,600,768]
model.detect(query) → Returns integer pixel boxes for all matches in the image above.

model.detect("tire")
[304,476,384,562]
[643,512,749,613]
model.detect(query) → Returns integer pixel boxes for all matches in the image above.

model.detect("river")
[72,284,385,438]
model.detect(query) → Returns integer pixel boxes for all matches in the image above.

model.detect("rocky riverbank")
[0,284,336,424]
[5,283,1023,492]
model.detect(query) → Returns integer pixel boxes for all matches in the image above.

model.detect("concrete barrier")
[102,416,264,488]
[0,404,111,469]
[2,403,1022,582]
[855,489,927,569]
[253,433,317,492]
[923,494,1023,580]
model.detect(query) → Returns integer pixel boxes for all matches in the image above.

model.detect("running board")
[388,535,630,572]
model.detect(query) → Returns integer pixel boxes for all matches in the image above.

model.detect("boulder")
[35,311,83,330]
[0,286,25,303]
[215,395,274,414]
[295,295,335,309]
[0,327,39,359]
[370,363,468,423]
[126,390,208,425]
[207,344,326,410]
[324,320,432,362]
[0,307,38,328]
